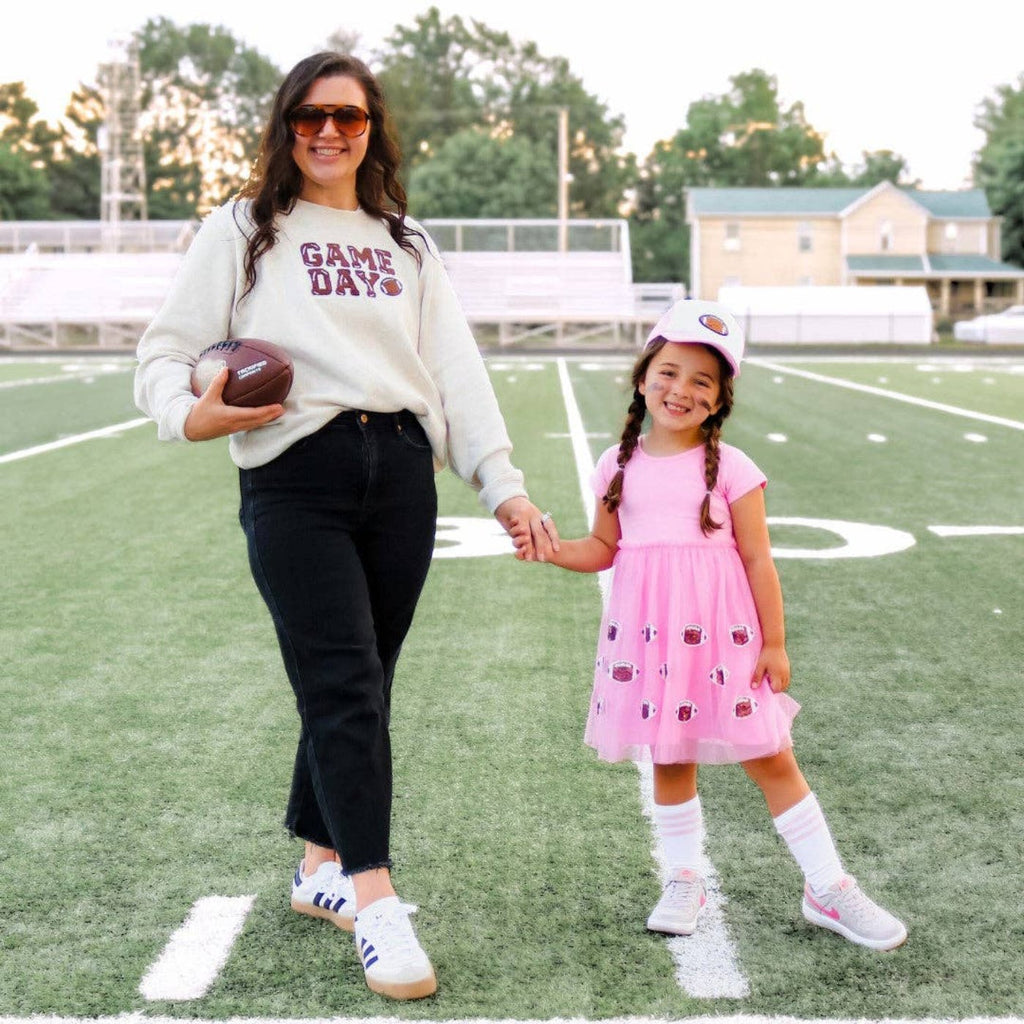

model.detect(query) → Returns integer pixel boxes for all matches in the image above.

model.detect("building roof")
[928,253,1023,274]
[689,188,864,214]
[846,253,1024,278]
[911,191,991,218]
[847,255,925,273]
[688,186,991,218]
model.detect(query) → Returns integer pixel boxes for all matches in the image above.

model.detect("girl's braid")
[602,390,646,512]
[698,359,735,535]
[699,418,724,535]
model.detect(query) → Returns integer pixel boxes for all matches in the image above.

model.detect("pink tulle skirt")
[585,543,799,764]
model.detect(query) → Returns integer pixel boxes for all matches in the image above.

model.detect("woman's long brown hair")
[235,52,422,298]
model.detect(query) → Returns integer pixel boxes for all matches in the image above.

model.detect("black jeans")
[239,409,437,873]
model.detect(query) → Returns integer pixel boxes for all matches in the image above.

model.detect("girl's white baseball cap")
[645,299,745,377]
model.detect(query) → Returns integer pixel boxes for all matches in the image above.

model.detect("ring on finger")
[540,512,552,525]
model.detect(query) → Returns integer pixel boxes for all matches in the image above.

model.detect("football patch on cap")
[699,313,729,336]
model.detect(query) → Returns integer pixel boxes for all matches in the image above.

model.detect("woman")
[134,52,556,1001]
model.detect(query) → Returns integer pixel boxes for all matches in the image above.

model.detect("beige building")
[686,184,1024,318]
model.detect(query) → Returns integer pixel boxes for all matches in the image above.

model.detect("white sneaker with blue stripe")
[355,896,437,1000]
[290,860,356,931]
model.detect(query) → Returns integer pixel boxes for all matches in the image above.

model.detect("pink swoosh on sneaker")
[805,891,841,921]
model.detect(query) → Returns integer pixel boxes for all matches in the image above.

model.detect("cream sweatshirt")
[134,199,527,513]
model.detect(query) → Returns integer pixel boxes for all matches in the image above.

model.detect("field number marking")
[768,517,916,559]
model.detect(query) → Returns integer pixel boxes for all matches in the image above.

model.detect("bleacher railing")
[0,220,196,254]
[422,218,629,255]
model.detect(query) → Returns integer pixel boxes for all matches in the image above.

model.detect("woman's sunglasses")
[288,105,370,138]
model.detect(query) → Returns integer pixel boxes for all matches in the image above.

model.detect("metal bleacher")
[0,220,195,348]
[0,217,681,350]
[426,219,681,345]
[0,251,184,348]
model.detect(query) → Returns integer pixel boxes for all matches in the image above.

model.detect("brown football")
[190,338,293,407]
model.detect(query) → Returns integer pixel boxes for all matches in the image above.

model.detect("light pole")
[558,106,569,253]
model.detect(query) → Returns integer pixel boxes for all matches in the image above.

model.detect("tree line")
[1,7,1022,282]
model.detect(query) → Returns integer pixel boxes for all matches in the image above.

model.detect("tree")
[629,69,860,283]
[810,148,915,188]
[974,73,1024,266]
[642,69,827,193]
[0,81,63,219]
[375,7,632,218]
[407,128,557,217]
[135,18,282,217]
[325,28,362,56]
[848,149,915,187]
[46,85,104,219]
[0,144,51,218]
[0,82,61,155]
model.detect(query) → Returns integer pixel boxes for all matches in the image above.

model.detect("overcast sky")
[3,0,1023,189]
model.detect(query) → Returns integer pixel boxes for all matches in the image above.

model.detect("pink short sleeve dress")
[585,439,799,765]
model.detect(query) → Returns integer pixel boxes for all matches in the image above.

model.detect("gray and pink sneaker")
[646,868,707,936]
[802,875,907,950]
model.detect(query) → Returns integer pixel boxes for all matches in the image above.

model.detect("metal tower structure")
[98,38,147,251]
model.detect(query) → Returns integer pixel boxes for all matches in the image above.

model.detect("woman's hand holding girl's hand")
[751,643,791,693]
[507,517,533,560]
[184,366,285,441]
[495,498,560,562]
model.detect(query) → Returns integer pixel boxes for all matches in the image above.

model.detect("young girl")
[516,299,906,950]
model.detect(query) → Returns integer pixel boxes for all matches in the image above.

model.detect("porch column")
[940,278,951,317]
[974,279,984,310]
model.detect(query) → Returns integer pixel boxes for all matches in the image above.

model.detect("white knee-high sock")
[773,792,845,894]
[653,795,704,873]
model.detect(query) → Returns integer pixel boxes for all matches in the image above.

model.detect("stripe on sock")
[653,796,704,873]
[773,792,845,893]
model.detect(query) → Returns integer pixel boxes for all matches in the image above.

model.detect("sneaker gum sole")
[290,896,355,932]
[801,897,907,952]
[365,968,438,1000]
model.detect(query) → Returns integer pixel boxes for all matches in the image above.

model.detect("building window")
[724,222,740,251]
[880,219,894,252]
[798,221,812,252]
[944,222,958,252]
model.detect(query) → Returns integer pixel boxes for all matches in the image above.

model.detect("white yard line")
[0,373,104,388]
[3,1014,1021,1024]
[555,357,749,1000]
[748,358,1024,430]
[0,367,133,389]
[0,418,150,464]
[138,896,256,1002]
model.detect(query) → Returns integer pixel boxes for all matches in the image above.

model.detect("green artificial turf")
[0,354,1021,1018]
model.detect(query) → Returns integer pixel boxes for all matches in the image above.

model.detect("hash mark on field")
[139,895,255,1001]
[557,358,749,1000]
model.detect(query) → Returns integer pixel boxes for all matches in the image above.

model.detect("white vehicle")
[953,304,1024,343]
